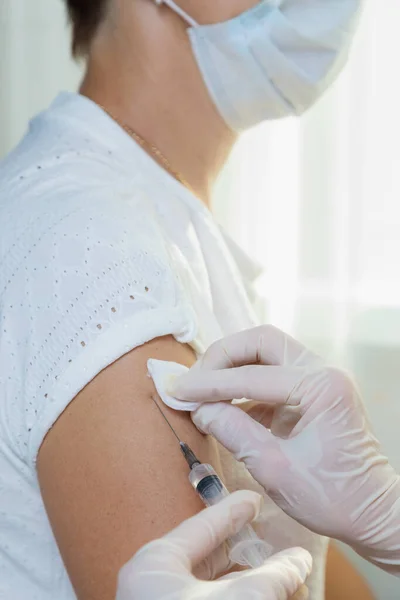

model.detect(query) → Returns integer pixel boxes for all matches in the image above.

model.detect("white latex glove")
[170,326,400,575]
[116,490,311,600]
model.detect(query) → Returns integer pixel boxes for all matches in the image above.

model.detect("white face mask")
[155,0,363,132]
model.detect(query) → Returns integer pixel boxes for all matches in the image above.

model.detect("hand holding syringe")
[152,396,271,569]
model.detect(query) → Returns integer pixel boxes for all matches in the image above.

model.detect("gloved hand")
[170,326,400,575]
[116,490,311,600]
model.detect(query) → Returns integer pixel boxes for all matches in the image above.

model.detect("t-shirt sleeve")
[1,191,196,466]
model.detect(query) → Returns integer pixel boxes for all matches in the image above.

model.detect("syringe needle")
[151,396,201,469]
[179,442,201,469]
[151,395,181,443]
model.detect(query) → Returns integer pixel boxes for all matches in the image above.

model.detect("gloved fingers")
[244,402,275,429]
[170,364,306,405]
[292,586,310,600]
[244,403,303,441]
[159,490,263,570]
[117,547,188,600]
[219,547,312,599]
[192,402,281,470]
[192,325,320,371]
[192,542,232,581]
[259,547,312,598]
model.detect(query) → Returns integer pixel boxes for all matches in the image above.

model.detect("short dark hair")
[65,0,109,57]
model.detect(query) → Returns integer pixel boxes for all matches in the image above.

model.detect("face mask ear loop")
[154,0,199,28]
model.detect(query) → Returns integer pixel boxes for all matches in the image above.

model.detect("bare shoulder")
[37,336,216,600]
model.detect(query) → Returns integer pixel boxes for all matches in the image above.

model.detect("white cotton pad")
[147,359,201,412]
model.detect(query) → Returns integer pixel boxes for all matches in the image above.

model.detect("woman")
[0,1,371,599]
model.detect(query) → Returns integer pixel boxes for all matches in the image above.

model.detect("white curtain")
[215,0,400,456]
[214,3,400,595]
[1,1,400,597]
[0,0,82,156]
[216,0,400,361]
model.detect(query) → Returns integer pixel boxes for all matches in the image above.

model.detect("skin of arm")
[37,335,217,600]
[325,543,376,600]
[37,334,375,600]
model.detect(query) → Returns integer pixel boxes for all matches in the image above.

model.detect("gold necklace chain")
[99,104,192,193]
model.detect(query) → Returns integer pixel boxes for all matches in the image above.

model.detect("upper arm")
[37,336,216,600]
[325,542,376,600]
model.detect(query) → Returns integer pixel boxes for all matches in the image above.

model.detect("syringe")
[152,396,271,569]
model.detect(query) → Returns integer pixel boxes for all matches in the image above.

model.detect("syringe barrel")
[189,463,229,506]
[189,463,271,568]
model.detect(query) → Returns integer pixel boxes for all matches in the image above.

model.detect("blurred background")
[1,0,400,597]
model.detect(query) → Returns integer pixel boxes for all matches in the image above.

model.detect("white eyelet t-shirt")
[0,92,328,599]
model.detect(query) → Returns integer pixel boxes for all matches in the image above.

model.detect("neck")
[80,1,237,205]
